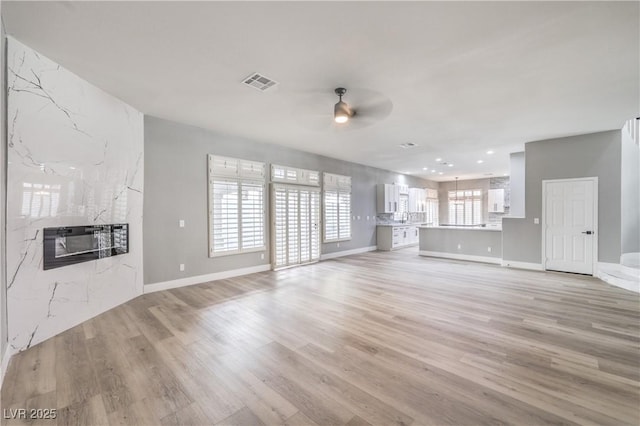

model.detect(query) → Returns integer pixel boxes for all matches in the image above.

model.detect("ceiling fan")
[293,87,393,131]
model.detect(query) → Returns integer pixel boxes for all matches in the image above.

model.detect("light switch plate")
[534,218,540,224]
[179,264,185,272]
[179,220,185,228]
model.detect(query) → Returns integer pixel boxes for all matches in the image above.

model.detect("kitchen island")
[419,225,502,264]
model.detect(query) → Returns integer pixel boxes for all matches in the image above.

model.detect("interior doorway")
[271,184,321,269]
[542,177,598,275]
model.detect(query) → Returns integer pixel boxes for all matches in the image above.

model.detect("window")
[271,164,320,186]
[208,155,265,256]
[425,189,439,225]
[448,189,482,225]
[323,173,351,242]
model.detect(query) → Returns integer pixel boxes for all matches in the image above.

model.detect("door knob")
[581,231,593,235]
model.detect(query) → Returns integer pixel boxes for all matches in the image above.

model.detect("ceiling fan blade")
[291,87,393,131]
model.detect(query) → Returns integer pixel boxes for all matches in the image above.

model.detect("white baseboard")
[144,264,271,294]
[320,245,377,261]
[501,260,544,271]
[1,345,14,391]
[596,262,640,293]
[419,250,501,265]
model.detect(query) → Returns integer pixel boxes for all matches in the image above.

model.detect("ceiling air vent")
[243,73,278,91]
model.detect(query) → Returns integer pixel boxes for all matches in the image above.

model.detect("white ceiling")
[3,1,639,181]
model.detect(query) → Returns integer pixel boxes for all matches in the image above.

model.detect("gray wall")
[1,9,8,365]
[144,115,435,285]
[621,125,639,254]
[419,228,502,259]
[509,152,525,217]
[502,130,622,264]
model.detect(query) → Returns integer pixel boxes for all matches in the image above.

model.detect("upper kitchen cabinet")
[408,188,426,212]
[377,184,401,213]
[488,188,505,213]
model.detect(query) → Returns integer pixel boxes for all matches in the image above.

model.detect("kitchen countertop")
[419,225,502,232]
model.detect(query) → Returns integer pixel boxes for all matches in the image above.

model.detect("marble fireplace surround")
[6,37,144,352]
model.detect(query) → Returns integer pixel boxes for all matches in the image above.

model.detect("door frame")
[541,177,598,275]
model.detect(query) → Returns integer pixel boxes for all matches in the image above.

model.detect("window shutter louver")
[323,173,352,242]
[208,155,265,256]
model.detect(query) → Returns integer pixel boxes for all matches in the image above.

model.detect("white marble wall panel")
[6,37,144,351]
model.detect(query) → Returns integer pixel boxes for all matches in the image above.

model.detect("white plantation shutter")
[272,184,321,269]
[210,155,239,177]
[240,160,265,179]
[323,173,352,242]
[211,180,239,253]
[324,190,339,241]
[425,189,439,225]
[208,155,265,256]
[273,187,288,267]
[241,182,264,249]
[271,164,320,186]
[448,189,482,225]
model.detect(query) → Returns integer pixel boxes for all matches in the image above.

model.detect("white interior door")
[272,184,320,269]
[543,178,597,275]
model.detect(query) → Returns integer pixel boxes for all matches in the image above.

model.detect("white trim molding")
[501,260,544,271]
[320,246,377,261]
[1,346,15,390]
[419,250,501,265]
[144,264,271,294]
[595,262,640,293]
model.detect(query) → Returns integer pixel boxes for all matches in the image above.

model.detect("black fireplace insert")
[43,224,129,270]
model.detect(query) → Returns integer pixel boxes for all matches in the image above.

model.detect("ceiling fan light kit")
[334,87,352,124]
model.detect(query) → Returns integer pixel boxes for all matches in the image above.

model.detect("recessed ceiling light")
[477,160,484,164]
[486,150,494,155]
[448,164,453,167]
[503,173,508,176]
[438,172,443,175]
[400,142,418,149]
[423,167,428,170]
[431,170,436,173]
[435,158,442,162]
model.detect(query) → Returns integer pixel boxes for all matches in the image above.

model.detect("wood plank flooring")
[2,250,639,425]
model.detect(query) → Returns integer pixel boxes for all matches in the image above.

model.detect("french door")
[271,184,320,269]
[543,177,598,275]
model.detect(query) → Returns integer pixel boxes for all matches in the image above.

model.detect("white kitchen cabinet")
[407,225,419,244]
[488,188,505,213]
[377,184,401,213]
[408,188,426,213]
[377,225,419,251]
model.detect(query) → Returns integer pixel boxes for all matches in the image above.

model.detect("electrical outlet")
[337,242,340,248]
[357,215,361,220]
[487,246,492,253]
[179,264,185,272]
[457,244,461,250]
[534,218,540,224]
[179,219,185,228]
[260,253,264,260]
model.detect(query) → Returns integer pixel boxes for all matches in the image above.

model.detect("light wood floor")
[2,250,639,426]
